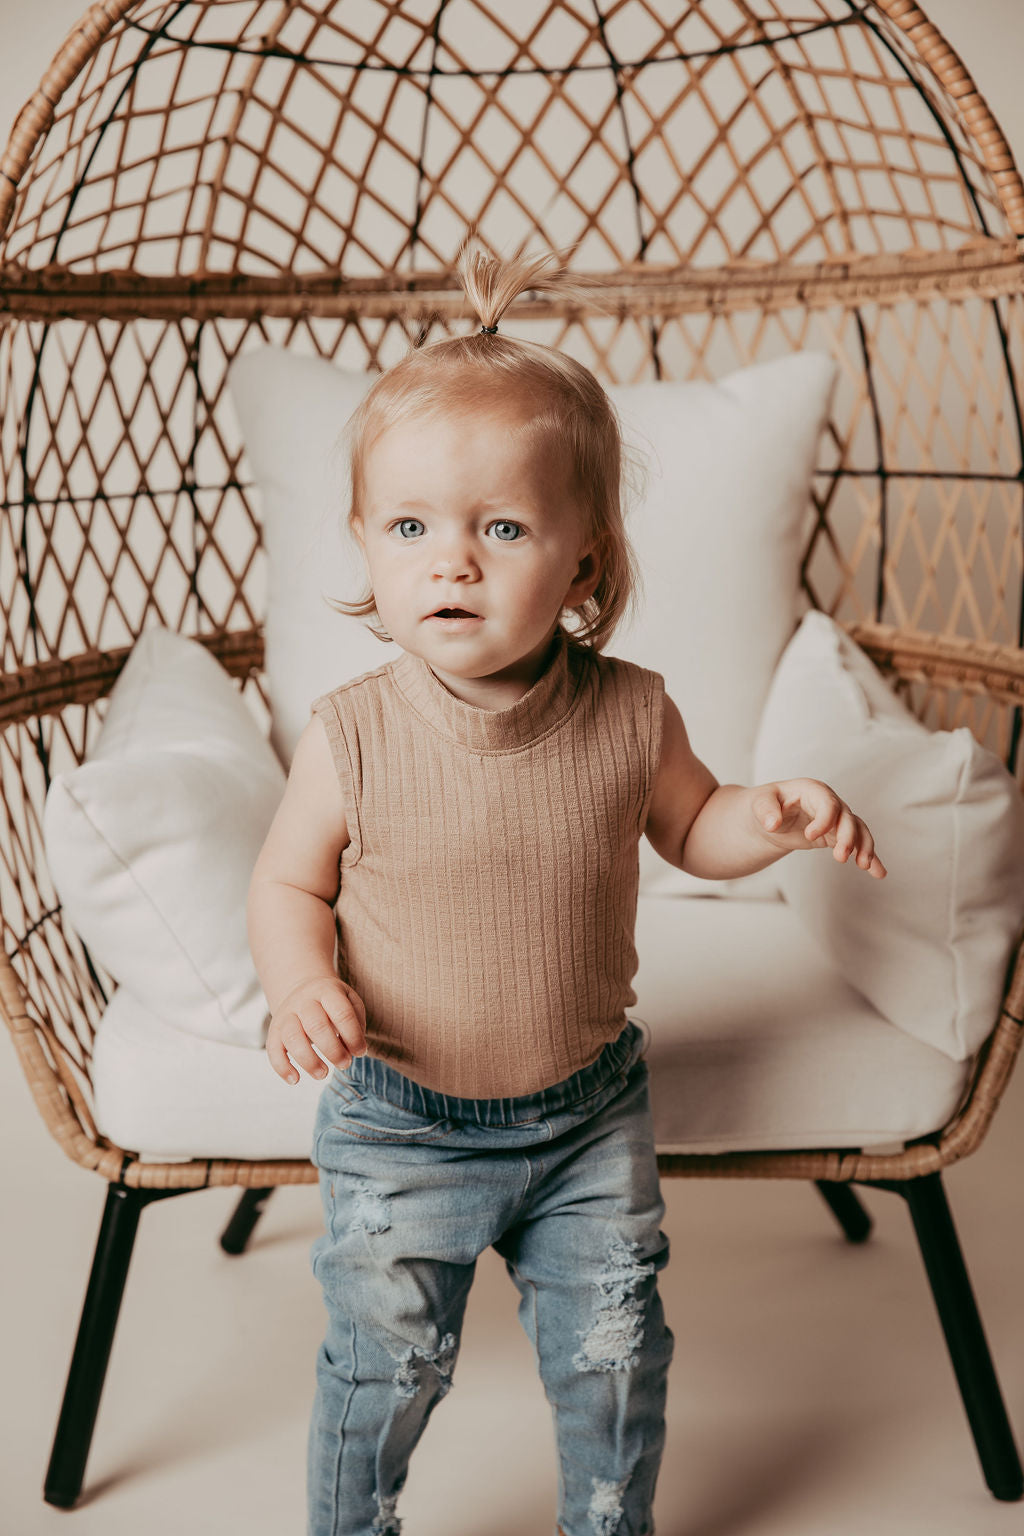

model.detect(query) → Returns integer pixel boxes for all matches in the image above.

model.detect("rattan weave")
[1,0,1024,1195]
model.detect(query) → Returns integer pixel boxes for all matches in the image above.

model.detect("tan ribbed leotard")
[311,627,665,1098]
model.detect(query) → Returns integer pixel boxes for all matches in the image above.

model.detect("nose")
[430,529,480,580]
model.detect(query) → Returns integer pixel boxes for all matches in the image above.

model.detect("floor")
[2,1025,1023,1536]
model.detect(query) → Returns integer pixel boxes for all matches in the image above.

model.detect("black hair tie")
[480,323,499,334]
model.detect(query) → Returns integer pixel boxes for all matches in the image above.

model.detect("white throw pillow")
[227,346,838,899]
[606,353,838,898]
[753,610,1024,1060]
[226,349,387,766]
[44,628,284,1047]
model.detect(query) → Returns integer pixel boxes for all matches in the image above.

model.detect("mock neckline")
[389,627,585,752]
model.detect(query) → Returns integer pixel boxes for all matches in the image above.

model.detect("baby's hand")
[751,778,887,879]
[266,977,368,1085]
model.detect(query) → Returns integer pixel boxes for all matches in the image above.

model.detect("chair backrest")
[1,0,1023,1127]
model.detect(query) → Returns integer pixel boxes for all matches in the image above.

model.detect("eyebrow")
[370,499,542,518]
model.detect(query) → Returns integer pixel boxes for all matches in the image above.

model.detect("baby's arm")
[644,693,886,881]
[247,716,367,1085]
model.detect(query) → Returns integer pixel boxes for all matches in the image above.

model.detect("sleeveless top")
[311,626,665,1097]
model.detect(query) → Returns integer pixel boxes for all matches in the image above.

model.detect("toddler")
[247,240,886,1536]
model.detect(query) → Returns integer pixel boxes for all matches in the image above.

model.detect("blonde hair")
[327,237,644,651]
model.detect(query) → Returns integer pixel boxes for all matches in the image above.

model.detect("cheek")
[365,543,403,579]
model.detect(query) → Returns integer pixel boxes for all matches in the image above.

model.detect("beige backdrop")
[3,9,1024,1536]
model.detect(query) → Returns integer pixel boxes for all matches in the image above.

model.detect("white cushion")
[44,629,284,1048]
[606,353,838,899]
[226,347,837,901]
[637,897,970,1152]
[226,349,385,766]
[753,610,1024,1061]
[89,897,969,1160]
[92,988,322,1161]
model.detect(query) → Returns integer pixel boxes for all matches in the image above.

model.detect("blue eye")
[490,521,522,541]
[387,517,522,541]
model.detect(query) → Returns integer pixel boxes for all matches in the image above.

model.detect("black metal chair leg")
[220,1187,274,1255]
[44,1182,188,1509]
[900,1171,1023,1501]
[815,1179,873,1243]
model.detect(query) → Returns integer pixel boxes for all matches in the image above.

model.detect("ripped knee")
[573,1236,656,1375]
[366,1334,459,1532]
[392,1332,458,1400]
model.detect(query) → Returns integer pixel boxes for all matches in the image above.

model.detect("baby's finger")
[305,1010,352,1072]
[830,807,860,863]
[267,1030,299,1085]
[321,986,367,1058]
[803,786,841,841]
[280,1016,329,1080]
[753,788,783,830]
[852,819,877,870]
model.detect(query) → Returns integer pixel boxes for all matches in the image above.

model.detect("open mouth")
[430,608,480,619]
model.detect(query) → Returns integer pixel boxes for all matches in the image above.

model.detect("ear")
[351,514,365,548]
[562,541,603,607]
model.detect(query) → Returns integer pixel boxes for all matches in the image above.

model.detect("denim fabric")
[307,1020,673,1536]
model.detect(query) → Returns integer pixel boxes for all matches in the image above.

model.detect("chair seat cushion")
[636,896,970,1153]
[91,896,970,1162]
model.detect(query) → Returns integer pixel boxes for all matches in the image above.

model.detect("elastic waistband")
[342,1020,645,1127]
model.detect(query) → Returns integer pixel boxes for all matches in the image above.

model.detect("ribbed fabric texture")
[311,627,665,1098]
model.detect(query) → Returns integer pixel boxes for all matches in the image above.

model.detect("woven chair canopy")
[2,0,1024,1190]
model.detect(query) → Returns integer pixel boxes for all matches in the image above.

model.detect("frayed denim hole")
[348,1183,392,1235]
[588,1474,629,1534]
[572,1236,657,1375]
[371,1489,402,1534]
[391,1333,458,1400]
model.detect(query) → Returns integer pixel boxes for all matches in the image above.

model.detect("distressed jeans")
[307,1020,674,1536]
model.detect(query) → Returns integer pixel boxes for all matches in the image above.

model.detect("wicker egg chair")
[3,0,1024,1512]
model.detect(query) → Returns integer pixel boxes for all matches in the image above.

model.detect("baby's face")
[352,403,600,706]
